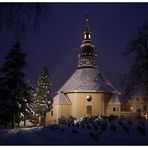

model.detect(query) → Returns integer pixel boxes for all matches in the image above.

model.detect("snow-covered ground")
[0,118,148,145]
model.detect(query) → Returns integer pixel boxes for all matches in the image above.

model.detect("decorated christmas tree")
[32,67,52,126]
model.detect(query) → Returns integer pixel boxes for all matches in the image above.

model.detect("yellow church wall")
[46,105,58,124]
[60,104,71,118]
[106,104,121,117]
[46,92,113,124]
[46,104,71,124]
[102,93,113,114]
[66,92,112,118]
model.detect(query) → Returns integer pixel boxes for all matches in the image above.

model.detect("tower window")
[113,107,116,112]
[136,97,139,101]
[84,34,87,39]
[86,105,92,115]
[88,34,91,39]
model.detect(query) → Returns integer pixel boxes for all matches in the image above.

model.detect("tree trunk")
[17,122,20,128]
[43,112,46,126]
[11,113,15,129]
[40,113,46,126]
[24,118,26,127]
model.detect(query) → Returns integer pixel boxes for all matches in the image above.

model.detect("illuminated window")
[88,34,91,39]
[84,34,87,39]
[113,107,116,112]
[86,105,92,115]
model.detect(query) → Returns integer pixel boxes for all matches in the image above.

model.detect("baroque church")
[46,18,121,124]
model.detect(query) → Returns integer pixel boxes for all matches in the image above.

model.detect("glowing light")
[88,34,91,39]
[144,114,148,120]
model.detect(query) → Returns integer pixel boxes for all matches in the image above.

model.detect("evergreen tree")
[120,23,148,98]
[0,41,30,128]
[19,80,35,127]
[32,67,52,126]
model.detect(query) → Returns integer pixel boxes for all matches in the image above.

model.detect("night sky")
[0,3,148,96]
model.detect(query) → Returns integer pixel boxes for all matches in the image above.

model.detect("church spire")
[80,16,95,50]
[78,16,97,69]
[83,16,91,40]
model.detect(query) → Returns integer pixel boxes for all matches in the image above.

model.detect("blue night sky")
[0,3,148,96]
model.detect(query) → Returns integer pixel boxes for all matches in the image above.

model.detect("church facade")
[46,18,121,124]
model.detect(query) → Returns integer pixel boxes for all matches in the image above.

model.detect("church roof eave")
[57,68,117,94]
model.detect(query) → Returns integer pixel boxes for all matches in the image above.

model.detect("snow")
[0,118,148,145]
[108,93,121,105]
[53,93,71,105]
[57,68,116,93]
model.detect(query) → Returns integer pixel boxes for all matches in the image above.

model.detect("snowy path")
[0,119,148,145]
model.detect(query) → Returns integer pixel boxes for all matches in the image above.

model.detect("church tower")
[78,17,97,69]
[46,17,120,124]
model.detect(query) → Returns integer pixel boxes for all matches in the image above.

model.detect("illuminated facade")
[129,89,148,118]
[46,18,121,124]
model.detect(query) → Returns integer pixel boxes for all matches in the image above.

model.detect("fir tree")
[19,80,35,127]
[32,67,52,126]
[121,23,148,98]
[0,41,30,128]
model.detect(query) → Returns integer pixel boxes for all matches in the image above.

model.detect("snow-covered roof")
[53,93,71,105]
[108,93,121,105]
[57,68,116,93]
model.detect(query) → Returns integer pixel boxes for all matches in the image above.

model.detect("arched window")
[86,105,92,115]
[113,107,116,112]
[51,110,53,116]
